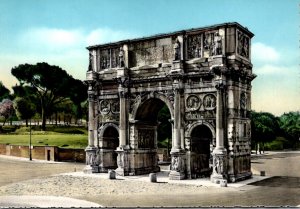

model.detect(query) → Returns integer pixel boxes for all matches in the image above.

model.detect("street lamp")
[29,118,32,161]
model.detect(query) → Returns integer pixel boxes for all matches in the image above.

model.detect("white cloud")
[21,28,84,50]
[253,64,297,75]
[86,28,139,45]
[252,42,280,63]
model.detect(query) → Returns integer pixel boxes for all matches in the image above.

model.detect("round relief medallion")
[203,94,216,110]
[186,95,201,111]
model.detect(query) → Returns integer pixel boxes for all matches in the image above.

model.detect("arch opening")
[190,125,213,178]
[134,98,172,170]
[102,126,119,169]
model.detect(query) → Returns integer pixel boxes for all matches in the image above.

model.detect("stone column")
[115,57,130,175]
[173,87,182,151]
[84,79,99,173]
[169,62,186,180]
[211,76,228,183]
[118,87,127,148]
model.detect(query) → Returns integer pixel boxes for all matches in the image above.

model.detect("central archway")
[190,125,213,178]
[132,98,172,174]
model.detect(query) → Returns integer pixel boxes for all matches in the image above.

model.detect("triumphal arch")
[84,22,256,183]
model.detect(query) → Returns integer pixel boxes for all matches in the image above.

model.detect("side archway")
[186,122,215,178]
[98,123,119,171]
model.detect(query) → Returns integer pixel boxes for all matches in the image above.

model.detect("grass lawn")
[0,134,88,149]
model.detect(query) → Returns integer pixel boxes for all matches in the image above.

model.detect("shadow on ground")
[249,176,300,188]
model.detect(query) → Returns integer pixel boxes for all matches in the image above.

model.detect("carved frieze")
[237,30,250,59]
[138,129,154,148]
[185,110,216,120]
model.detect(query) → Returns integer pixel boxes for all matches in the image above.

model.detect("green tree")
[279,111,300,149]
[13,97,36,126]
[0,99,15,125]
[157,105,172,155]
[0,81,10,101]
[251,111,280,153]
[11,62,87,130]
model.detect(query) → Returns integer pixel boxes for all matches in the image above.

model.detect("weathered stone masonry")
[84,22,256,183]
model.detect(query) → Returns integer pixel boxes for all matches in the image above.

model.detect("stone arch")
[130,92,174,121]
[185,121,216,139]
[187,122,215,178]
[99,123,120,138]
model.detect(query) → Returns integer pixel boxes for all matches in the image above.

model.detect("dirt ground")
[0,152,299,207]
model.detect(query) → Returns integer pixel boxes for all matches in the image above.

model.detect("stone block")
[149,173,157,183]
[220,179,227,187]
[108,169,116,179]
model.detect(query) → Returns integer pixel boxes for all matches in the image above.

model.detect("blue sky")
[0,0,299,116]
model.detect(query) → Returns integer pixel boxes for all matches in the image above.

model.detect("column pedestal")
[83,147,99,174]
[115,148,128,176]
[169,150,186,180]
[210,148,227,184]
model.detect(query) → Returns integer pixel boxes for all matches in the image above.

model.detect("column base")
[210,173,226,184]
[83,165,99,174]
[169,170,185,180]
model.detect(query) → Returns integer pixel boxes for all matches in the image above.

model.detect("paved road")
[0,155,85,187]
[0,152,299,207]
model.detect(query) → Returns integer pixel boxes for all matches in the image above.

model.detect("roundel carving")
[203,94,216,110]
[186,95,201,111]
[100,100,110,114]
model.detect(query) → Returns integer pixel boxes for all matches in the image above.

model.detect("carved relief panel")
[186,31,223,59]
[138,129,155,148]
[187,34,202,59]
[129,38,174,67]
[99,47,121,69]
[237,30,250,59]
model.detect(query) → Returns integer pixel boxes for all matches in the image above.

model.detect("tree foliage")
[13,97,36,126]
[278,111,300,148]
[0,81,10,101]
[0,99,15,125]
[251,111,280,152]
[157,105,172,151]
[11,62,87,130]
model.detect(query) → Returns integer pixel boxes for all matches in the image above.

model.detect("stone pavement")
[65,169,270,188]
[0,195,102,207]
